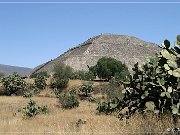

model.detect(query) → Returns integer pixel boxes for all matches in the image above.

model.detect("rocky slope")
[30,34,161,76]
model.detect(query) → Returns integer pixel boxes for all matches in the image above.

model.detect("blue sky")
[0,1,179,68]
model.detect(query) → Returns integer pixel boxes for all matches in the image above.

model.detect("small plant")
[75,119,86,129]
[59,92,79,109]
[79,82,94,97]
[18,99,48,117]
[28,83,40,95]
[34,75,47,90]
[70,88,79,95]
[97,97,120,115]
[23,92,33,98]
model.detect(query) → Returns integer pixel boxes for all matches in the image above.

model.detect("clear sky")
[0,0,179,68]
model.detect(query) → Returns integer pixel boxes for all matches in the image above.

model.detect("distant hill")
[0,64,32,76]
[30,34,161,76]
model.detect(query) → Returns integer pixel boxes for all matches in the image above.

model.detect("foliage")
[69,87,79,95]
[18,99,48,117]
[71,71,96,81]
[79,82,94,97]
[53,63,73,79]
[1,73,29,95]
[28,83,40,95]
[97,97,120,114]
[51,78,69,89]
[30,71,50,78]
[105,77,124,99]
[58,92,79,109]
[90,57,130,81]
[97,35,180,119]
[34,74,47,89]
[23,92,33,98]
[51,63,72,89]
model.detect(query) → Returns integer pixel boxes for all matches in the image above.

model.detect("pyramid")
[30,34,161,76]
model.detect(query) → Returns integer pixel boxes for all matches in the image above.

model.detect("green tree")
[51,63,73,89]
[90,57,130,81]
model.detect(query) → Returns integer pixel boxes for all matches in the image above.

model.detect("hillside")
[0,64,32,76]
[30,34,161,76]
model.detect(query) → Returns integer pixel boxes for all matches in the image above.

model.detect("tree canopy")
[90,57,130,81]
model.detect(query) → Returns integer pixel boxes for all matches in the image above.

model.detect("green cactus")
[1,73,29,95]
[18,99,48,117]
[97,35,180,119]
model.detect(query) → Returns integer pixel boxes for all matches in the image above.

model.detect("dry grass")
[0,96,179,135]
[0,80,179,134]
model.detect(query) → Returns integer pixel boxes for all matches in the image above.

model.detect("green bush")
[51,63,72,89]
[1,73,28,95]
[53,63,73,79]
[30,71,50,78]
[69,87,79,95]
[79,82,94,97]
[18,99,48,117]
[71,71,95,81]
[23,92,33,98]
[28,83,40,95]
[51,78,69,90]
[89,57,130,81]
[34,75,47,90]
[59,92,79,109]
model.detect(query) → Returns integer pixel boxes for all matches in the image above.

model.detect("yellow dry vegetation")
[0,80,179,134]
[0,96,179,135]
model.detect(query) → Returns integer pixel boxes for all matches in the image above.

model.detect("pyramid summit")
[30,34,161,76]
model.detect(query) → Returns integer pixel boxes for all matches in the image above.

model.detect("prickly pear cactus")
[97,35,180,118]
[1,72,29,95]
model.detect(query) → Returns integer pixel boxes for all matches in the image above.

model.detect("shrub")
[53,63,73,79]
[28,83,40,95]
[79,82,94,97]
[34,75,47,89]
[59,92,79,109]
[69,87,79,95]
[71,71,96,81]
[18,99,48,117]
[1,73,28,95]
[23,92,33,98]
[51,63,72,89]
[51,78,69,89]
[30,71,50,78]
[89,57,130,81]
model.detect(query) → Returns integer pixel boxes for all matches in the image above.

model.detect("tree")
[51,63,73,89]
[90,57,130,81]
